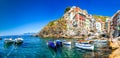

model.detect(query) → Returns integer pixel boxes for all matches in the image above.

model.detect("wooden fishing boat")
[15,38,23,44]
[47,41,56,49]
[56,40,62,47]
[75,42,94,50]
[63,40,71,45]
[4,38,14,44]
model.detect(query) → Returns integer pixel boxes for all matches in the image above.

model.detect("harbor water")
[0,35,112,58]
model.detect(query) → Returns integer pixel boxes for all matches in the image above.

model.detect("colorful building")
[95,21,102,33]
[105,18,111,34]
[64,6,96,36]
[111,10,120,37]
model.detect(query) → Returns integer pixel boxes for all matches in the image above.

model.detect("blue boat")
[47,41,56,49]
[56,40,62,47]
[47,40,62,50]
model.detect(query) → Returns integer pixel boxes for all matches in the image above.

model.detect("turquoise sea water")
[0,35,111,58]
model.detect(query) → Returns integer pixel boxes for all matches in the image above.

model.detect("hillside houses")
[39,6,116,38]
[64,6,95,36]
[111,10,120,37]
[105,18,111,34]
[63,6,112,37]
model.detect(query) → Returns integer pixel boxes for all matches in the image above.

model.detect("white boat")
[63,41,71,45]
[4,38,14,44]
[94,40,107,43]
[15,38,23,44]
[75,42,94,50]
[93,40,108,48]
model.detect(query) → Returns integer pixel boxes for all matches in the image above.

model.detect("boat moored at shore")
[62,40,71,45]
[47,41,56,49]
[93,39,108,43]
[75,42,94,50]
[14,38,23,44]
[56,40,63,47]
[4,38,14,44]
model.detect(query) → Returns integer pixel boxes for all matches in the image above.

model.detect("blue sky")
[0,0,120,36]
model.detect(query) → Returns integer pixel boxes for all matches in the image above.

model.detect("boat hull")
[15,40,23,44]
[14,38,23,45]
[56,40,62,47]
[63,42,71,45]
[4,39,14,44]
[47,41,56,49]
[75,43,94,50]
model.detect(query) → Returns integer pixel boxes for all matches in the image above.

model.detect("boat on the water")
[47,41,56,49]
[56,40,62,47]
[47,40,62,49]
[75,42,94,50]
[15,38,23,44]
[4,38,14,44]
[94,39,108,43]
[63,40,71,45]
[93,39,108,48]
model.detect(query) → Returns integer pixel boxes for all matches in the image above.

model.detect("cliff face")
[39,18,67,38]
[39,6,109,38]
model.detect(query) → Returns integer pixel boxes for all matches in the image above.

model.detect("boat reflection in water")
[4,42,13,49]
[73,47,111,58]
[48,45,63,58]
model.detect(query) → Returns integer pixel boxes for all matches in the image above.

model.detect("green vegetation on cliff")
[93,15,110,22]
[64,6,71,13]
[39,17,67,38]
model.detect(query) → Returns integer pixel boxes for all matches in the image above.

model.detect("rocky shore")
[109,38,120,58]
